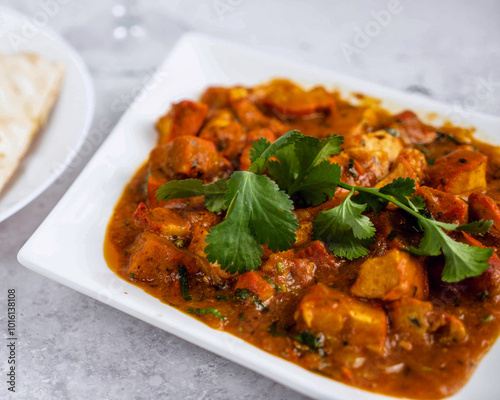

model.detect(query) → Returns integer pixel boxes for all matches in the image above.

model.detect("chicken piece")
[417,186,468,225]
[343,149,390,186]
[260,79,336,118]
[469,193,500,237]
[128,232,202,284]
[426,148,487,195]
[295,284,387,353]
[389,298,467,347]
[246,127,276,144]
[294,240,339,270]
[363,130,404,163]
[390,110,437,145]
[148,136,231,181]
[156,100,208,144]
[133,203,191,240]
[200,87,230,109]
[231,98,270,128]
[147,136,231,207]
[199,109,245,159]
[235,271,276,302]
[460,233,500,298]
[375,153,419,189]
[260,251,316,290]
[397,148,427,183]
[350,249,428,301]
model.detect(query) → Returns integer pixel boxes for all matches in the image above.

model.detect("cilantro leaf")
[295,161,341,206]
[293,135,343,176]
[352,190,388,213]
[156,179,228,212]
[266,134,343,205]
[455,219,493,234]
[408,219,493,282]
[379,177,416,208]
[205,171,298,273]
[313,190,375,258]
[248,129,302,174]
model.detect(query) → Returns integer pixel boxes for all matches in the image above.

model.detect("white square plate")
[18,33,500,400]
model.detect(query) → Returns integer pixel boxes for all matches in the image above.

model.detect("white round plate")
[0,6,94,222]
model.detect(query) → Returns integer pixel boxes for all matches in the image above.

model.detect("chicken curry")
[105,79,500,399]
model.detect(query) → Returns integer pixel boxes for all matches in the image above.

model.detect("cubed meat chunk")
[200,87,230,109]
[128,232,202,283]
[390,110,437,145]
[235,271,276,302]
[375,149,426,188]
[295,284,387,353]
[389,298,467,347]
[343,149,390,186]
[426,148,487,195]
[294,240,339,270]
[146,136,231,206]
[350,249,428,301]
[417,186,468,225]
[260,251,316,290]
[199,109,245,159]
[133,202,191,240]
[260,79,336,118]
[148,136,231,180]
[460,233,500,298]
[156,100,208,144]
[469,193,500,237]
[362,130,404,164]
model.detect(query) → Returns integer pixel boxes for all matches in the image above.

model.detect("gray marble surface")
[0,0,499,399]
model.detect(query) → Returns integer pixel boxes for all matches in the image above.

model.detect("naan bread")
[0,53,65,193]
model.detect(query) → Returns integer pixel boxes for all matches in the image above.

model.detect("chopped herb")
[130,271,135,280]
[214,295,228,301]
[384,128,399,137]
[459,158,468,164]
[409,317,421,327]
[388,230,397,241]
[294,330,323,350]
[268,321,281,337]
[437,131,462,145]
[174,239,185,248]
[427,158,435,166]
[480,290,491,301]
[263,276,281,292]
[422,366,434,372]
[187,307,225,320]
[482,314,494,323]
[348,158,358,178]
[178,265,192,301]
[276,262,284,273]
[235,288,250,300]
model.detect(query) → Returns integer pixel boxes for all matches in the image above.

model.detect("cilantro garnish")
[186,307,225,320]
[156,130,493,282]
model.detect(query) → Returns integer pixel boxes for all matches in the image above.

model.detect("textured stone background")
[0,0,499,399]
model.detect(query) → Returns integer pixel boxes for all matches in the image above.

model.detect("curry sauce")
[105,79,500,399]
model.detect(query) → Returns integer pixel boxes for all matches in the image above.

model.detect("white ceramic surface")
[0,6,94,222]
[17,33,500,400]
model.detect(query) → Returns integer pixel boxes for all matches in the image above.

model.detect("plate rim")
[17,31,500,400]
[0,5,95,223]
